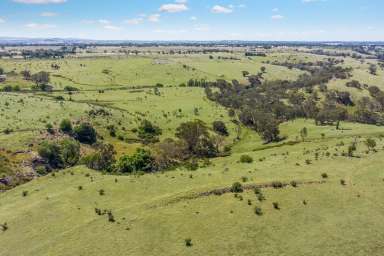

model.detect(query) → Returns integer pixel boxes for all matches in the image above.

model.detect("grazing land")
[1,44,384,255]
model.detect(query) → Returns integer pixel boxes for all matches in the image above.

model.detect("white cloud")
[0,18,5,23]
[148,14,160,22]
[40,12,58,17]
[175,0,187,3]
[271,15,284,20]
[159,3,188,13]
[98,19,111,24]
[190,16,197,21]
[25,23,56,29]
[124,18,144,25]
[272,8,279,12]
[211,5,233,14]
[13,0,66,4]
[103,25,121,31]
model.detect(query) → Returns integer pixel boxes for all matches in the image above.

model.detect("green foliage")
[59,119,73,134]
[240,155,253,163]
[116,148,154,173]
[74,123,97,144]
[83,143,116,171]
[185,238,193,247]
[38,138,80,169]
[365,138,377,151]
[212,121,229,136]
[137,120,162,144]
[254,207,263,216]
[175,120,217,157]
[230,182,243,193]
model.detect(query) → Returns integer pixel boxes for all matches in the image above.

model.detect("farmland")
[1,45,384,255]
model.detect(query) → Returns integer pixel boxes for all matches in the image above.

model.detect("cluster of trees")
[21,47,76,59]
[203,58,384,142]
[38,118,229,175]
[38,120,98,170]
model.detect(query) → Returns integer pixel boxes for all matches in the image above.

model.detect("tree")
[369,64,377,75]
[300,127,308,142]
[38,138,80,169]
[175,120,217,157]
[31,71,50,85]
[365,138,376,151]
[38,141,62,168]
[74,123,97,144]
[0,67,4,75]
[116,148,154,173]
[60,139,80,167]
[59,119,73,134]
[258,117,280,143]
[212,121,229,136]
[137,120,162,144]
[84,143,116,171]
[348,142,357,157]
[242,71,250,77]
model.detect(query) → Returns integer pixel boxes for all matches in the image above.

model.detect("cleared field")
[0,54,303,90]
[1,48,384,256]
[1,119,384,255]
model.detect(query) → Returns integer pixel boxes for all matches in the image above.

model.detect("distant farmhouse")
[0,74,7,82]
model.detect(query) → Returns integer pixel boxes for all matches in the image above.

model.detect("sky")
[0,0,383,41]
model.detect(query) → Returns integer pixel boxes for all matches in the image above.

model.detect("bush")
[22,191,28,197]
[1,223,8,232]
[272,202,280,210]
[115,148,154,173]
[230,182,243,193]
[240,155,253,163]
[46,123,54,134]
[321,173,328,179]
[74,123,97,144]
[60,139,80,167]
[212,121,229,136]
[82,143,116,171]
[185,238,193,247]
[254,207,263,216]
[271,181,283,189]
[290,180,298,187]
[59,119,73,134]
[137,120,162,144]
[38,138,80,169]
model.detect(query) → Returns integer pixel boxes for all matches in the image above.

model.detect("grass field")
[1,119,384,255]
[1,47,384,255]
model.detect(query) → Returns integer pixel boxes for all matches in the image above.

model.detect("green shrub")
[82,143,116,171]
[74,123,97,144]
[273,202,280,210]
[212,121,229,136]
[240,155,253,163]
[59,119,73,133]
[271,181,283,189]
[230,182,243,193]
[185,238,193,247]
[115,148,154,173]
[38,139,80,169]
[254,207,263,216]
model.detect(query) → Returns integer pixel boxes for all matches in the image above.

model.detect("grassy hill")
[1,47,384,255]
[1,119,384,255]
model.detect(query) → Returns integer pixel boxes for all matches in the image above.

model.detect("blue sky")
[0,0,383,41]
